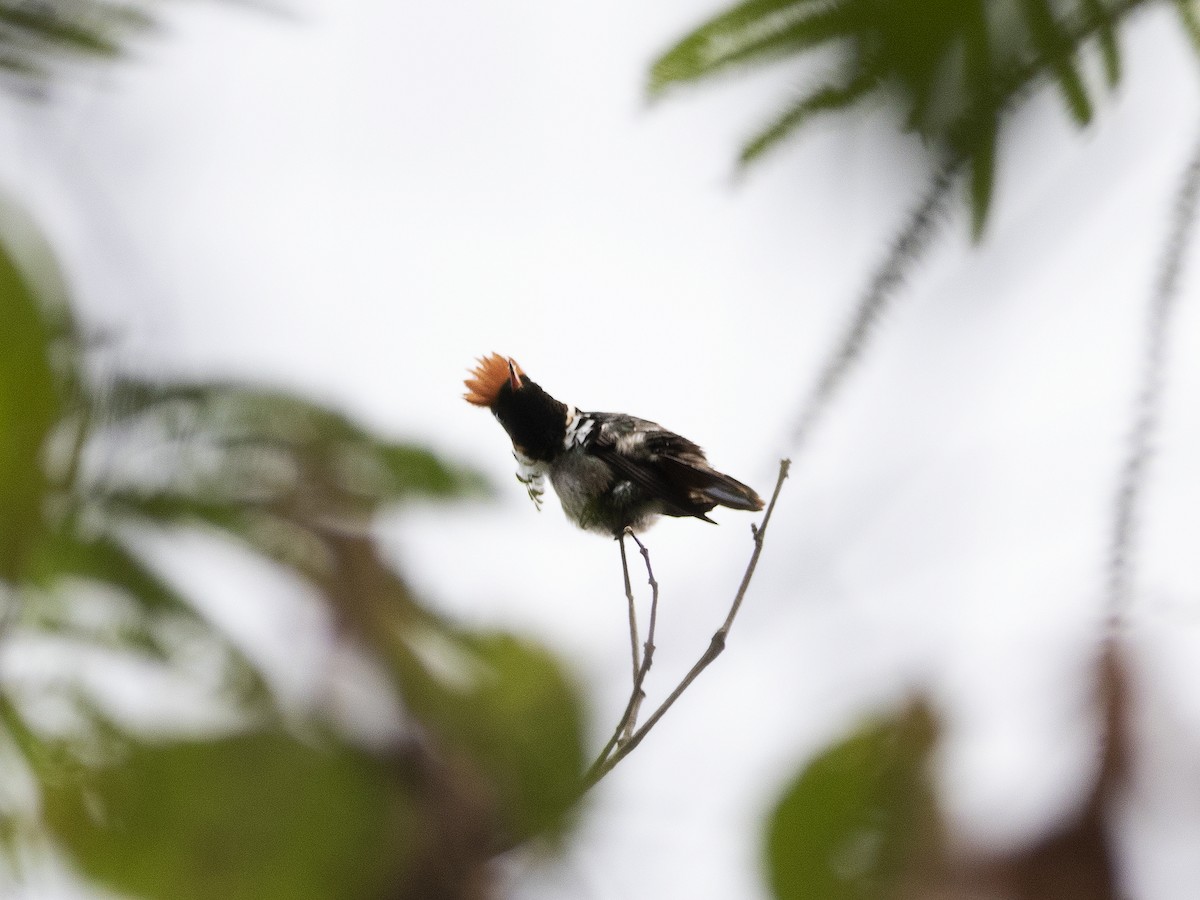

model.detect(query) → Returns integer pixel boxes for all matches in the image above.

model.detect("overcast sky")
[6,1,1200,897]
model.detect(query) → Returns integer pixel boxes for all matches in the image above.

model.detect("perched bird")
[464,354,763,537]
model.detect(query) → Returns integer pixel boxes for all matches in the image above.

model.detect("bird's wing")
[587,415,760,520]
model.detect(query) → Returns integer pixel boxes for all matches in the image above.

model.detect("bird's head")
[463,353,525,408]
[464,353,568,462]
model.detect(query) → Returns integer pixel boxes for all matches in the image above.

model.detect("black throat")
[491,377,569,463]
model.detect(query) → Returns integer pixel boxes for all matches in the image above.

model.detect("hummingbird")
[464,354,763,537]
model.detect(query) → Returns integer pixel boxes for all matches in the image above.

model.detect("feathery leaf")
[649,0,840,95]
[969,125,998,240]
[1020,0,1094,124]
[1177,0,1200,53]
[0,234,59,580]
[740,71,877,165]
[1083,0,1123,84]
[653,0,1155,232]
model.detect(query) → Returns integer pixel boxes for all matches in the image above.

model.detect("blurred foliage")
[0,0,152,85]
[650,0,1189,235]
[0,228,59,579]
[765,702,937,899]
[42,732,416,900]
[764,648,1129,900]
[0,205,585,898]
[396,630,586,847]
[0,2,1172,899]
[653,2,1191,897]
[0,0,292,92]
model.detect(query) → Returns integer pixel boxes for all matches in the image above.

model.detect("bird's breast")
[549,449,618,533]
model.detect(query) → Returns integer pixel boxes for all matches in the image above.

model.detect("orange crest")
[464,353,524,407]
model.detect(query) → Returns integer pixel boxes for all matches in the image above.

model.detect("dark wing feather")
[658,453,764,511]
[595,442,715,521]
[588,415,762,521]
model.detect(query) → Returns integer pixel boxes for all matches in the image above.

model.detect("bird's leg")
[582,459,791,790]
[615,528,663,745]
[626,530,659,682]
[618,530,645,745]
[619,530,642,682]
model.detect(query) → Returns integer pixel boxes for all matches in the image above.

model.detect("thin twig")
[790,164,958,453]
[591,675,641,772]
[582,459,790,791]
[1107,131,1200,629]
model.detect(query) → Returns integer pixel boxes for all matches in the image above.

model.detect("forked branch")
[597,530,660,762]
[582,458,790,791]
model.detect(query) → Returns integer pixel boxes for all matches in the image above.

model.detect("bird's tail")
[699,469,764,512]
[660,455,764,513]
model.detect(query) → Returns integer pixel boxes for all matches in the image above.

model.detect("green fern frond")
[1082,0,1123,84]
[654,0,1156,233]
[0,6,124,58]
[649,0,841,95]
[968,126,997,239]
[739,71,878,164]
[961,4,995,238]
[1176,0,1200,53]
[1020,0,1094,124]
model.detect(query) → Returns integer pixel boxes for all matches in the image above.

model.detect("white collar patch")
[564,408,594,448]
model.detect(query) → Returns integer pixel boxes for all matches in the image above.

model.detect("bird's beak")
[507,359,522,390]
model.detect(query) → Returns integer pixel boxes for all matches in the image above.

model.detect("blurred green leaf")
[43,732,414,900]
[0,6,123,58]
[741,73,876,166]
[373,442,490,500]
[1084,0,1123,84]
[1178,0,1200,52]
[765,702,936,900]
[76,379,489,587]
[969,126,997,240]
[0,236,60,580]
[0,9,520,900]
[652,0,1150,233]
[0,1,165,90]
[661,9,856,95]
[399,630,585,845]
[649,0,832,94]
[101,378,489,510]
[959,6,995,237]
[29,531,189,613]
[23,529,275,703]
[1020,0,1094,124]
[98,486,319,569]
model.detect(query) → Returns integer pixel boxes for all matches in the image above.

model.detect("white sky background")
[6,1,1200,897]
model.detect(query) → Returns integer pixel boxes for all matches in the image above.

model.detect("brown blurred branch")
[896,640,1128,900]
